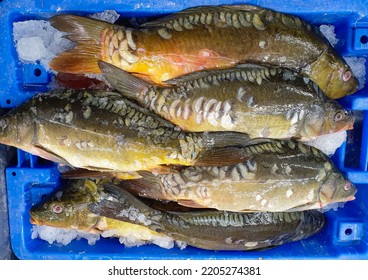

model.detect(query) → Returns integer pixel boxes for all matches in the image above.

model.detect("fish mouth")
[347,195,356,201]
[29,216,43,226]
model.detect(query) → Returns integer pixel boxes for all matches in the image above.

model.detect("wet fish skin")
[121,139,356,212]
[29,179,166,240]
[89,184,327,251]
[0,89,251,175]
[99,61,355,140]
[49,5,358,99]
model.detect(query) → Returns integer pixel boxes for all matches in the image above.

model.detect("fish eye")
[334,111,344,122]
[342,70,352,82]
[343,182,351,191]
[52,204,63,214]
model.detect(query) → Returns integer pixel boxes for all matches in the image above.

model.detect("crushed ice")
[31,225,180,250]
[305,130,347,157]
[319,25,339,47]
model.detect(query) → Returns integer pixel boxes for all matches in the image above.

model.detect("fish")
[49,5,358,99]
[119,139,357,212]
[0,89,251,179]
[88,183,327,251]
[29,179,168,243]
[99,61,355,140]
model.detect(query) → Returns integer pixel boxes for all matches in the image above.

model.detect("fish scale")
[121,139,356,212]
[0,89,253,178]
[100,61,354,140]
[50,5,358,98]
[90,184,326,251]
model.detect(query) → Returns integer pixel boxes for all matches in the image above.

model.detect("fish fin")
[141,5,259,28]
[122,171,167,200]
[219,4,263,12]
[31,145,71,166]
[202,131,251,149]
[49,15,111,73]
[88,184,162,229]
[60,168,142,180]
[149,165,180,174]
[177,199,208,209]
[195,146,250,166]
[194,131,253,166]
[98,61,153,100]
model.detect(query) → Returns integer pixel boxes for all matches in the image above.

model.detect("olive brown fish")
[0,89,251,179]
[99,61,354,140]
[88,183,327,251]
[49,5,358,99]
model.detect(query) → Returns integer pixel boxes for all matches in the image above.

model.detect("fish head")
[302,101,354,138]
[29,179,100,230]
[323,101,355,133]
[308,50,359,99]
[319,169,357,206]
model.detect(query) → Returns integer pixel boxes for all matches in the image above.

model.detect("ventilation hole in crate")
[11,171,16,176]
[6,99,11,105]
[41,194,47,201]
[360,35,368,44]
[345,228,353,236]
[33,68,42,77]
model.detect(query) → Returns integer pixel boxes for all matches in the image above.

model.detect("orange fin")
[177,199,208,209]
[49,15,111,73]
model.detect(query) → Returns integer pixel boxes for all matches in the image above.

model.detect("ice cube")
[89,10,120,23]
[344,57,366,90]
[305,130,347,157]
[319,25,339,47]
[16,37,46,61]
[13,20,74,72]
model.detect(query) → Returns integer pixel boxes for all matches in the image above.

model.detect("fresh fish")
[99,61,355,140]
[120,139,356,212]
[0,89,252,179]
[29,179,167,243]
[49,5,358,99]
[88,184,327,251]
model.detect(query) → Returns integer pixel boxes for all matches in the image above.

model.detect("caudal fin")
[49,15,111,73]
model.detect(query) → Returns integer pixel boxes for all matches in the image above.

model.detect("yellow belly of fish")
[97,217,163,240]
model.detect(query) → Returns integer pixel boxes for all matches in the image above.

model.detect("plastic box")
[1,0,368,259]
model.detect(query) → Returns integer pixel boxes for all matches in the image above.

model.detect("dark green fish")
[89,183,327,251]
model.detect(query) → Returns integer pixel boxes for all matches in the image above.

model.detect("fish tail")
[49,15,112,73]
[98,61,151,100]
[195,131,252,166]
[88,183,163,230]
[121,171,167,200]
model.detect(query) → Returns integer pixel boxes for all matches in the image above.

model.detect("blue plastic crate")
[1,0,368,259]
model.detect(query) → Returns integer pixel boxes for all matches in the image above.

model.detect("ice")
[305,130,347,157]
[89,10,120,23]
[319,25,339,47]
[13,20,74,72]
[17,37,46,61]
[31,225,179,250]
[344,57,366,89]
[31,225,100,246]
